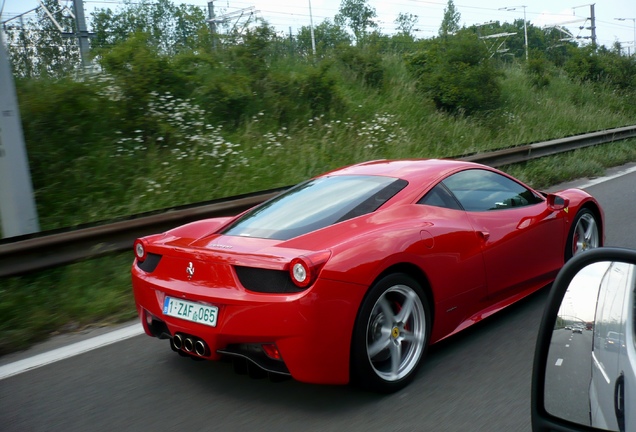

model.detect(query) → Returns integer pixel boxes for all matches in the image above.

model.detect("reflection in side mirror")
[532,248,636,432]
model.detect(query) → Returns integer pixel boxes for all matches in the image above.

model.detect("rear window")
[222,175,407,240]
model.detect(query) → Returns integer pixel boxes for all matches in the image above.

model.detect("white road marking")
[578,164,636,189]
[592,351,610,384]
[555,358,564,366]
[0,323,143,381]
[565,344,570,347]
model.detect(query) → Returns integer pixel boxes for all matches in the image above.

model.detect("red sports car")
[132,159,603,392]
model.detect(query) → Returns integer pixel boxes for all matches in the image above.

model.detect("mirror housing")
[547,194,570,211]
[532,247,636,432]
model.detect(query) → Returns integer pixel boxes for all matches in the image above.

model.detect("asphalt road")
[1,163,635,432]
[544,329,594,425]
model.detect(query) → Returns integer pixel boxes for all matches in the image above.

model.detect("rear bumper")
[132,267,366,385]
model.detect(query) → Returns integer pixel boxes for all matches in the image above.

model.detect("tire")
[565,209,600,261]
[350,273,430,393]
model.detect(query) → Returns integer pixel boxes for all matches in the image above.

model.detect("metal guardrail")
[460,125,636,166]
[0,189,284,278]
[1,125,635,278]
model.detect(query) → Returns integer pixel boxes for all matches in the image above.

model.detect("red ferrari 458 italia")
[132,159,603,392]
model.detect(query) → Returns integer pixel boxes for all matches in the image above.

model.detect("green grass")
[2,58,635,356]
[0,253,135,355]
[505,142,636,189]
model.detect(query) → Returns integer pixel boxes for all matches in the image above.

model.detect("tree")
[395,12,419,38]
[5,0,80,78]
[91,0,209,55]
[406,31,502,115]
[334,0,377,44]
[525,50,551,88]
[564,45,636,91]
[297,19,351,56]
[439,0,461,38]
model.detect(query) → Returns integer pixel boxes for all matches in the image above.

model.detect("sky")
[558,261,610,323]
[1,0,635,51]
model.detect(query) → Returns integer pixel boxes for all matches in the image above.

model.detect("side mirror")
[547,194,570,211]
[532,247,636,432]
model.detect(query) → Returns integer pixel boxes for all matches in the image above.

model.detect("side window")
[441,169,542,212]
[418,183,462,210]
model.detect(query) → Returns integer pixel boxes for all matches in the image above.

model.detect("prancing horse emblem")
[186,262,195,280]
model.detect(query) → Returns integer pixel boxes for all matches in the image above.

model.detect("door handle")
[614,373,625,432]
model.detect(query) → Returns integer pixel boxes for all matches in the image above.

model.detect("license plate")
[163,297,218,327]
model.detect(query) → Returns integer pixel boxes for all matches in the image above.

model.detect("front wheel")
[350,273,430,393]
[565,208,600,261]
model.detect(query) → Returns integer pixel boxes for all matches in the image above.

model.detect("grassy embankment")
[1,58,635,355]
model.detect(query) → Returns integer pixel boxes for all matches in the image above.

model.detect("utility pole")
[289,26,294,55]
[589,4,596,46]
[522,5,528,61]
[498,5,528,61]
[573,4,596,46]
[19,16,31,76]
[208,1,217,50]
[72,0,91,69]
[308,0,316,56]
[0,33,40,238]
[614,17,636,56]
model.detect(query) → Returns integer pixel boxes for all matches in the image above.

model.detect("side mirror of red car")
[547,194,570,211]
[532,247,636,432]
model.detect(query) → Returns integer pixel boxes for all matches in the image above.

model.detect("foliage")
[4,0,79,78]
[16,76,143,227]
[337,45,384,88]
[98,32,182,134]
[334,0,377,44]
[0,252,136,356]
[225,24,277,80]
[258,60,343,126]
[464,20,577,63]
[525,50,551,88]
[296,19,351,56]
[564,45,636,91]
[439,0,461,38]
[91,0,209,55]
[407,32,502,115]
[13,44,635,233]
[564,45,604,83]
[395,13,419,38]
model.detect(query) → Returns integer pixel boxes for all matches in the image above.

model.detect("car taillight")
[134,238,148,262]
[289,250,331,288]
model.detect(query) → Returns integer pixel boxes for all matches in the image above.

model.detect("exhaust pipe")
[184,337,194,352]
[194,340,207,356]
[172,333,207,357]
[173,333,183,350]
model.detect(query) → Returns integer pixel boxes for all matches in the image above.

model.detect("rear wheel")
[565,209,600,261]
[351,273,430,393]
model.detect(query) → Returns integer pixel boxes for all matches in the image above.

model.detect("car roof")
[322,159,485,184]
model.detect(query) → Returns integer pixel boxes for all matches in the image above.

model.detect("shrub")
[263,61,343,126]
[337,45,384,89]
[406,31,502,115]
[525,51,551,88]
[564,46,636,91]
